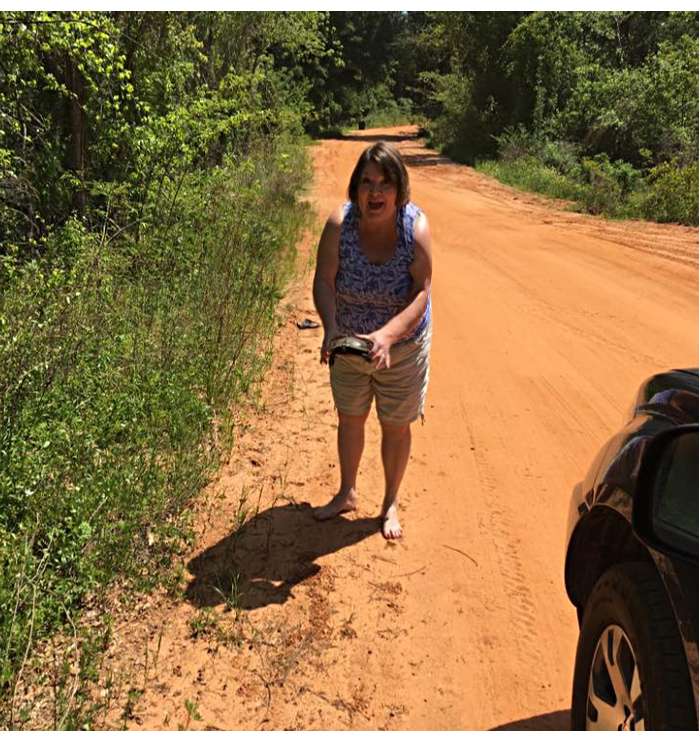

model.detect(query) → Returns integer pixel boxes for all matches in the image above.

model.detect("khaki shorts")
[330,325,431,426]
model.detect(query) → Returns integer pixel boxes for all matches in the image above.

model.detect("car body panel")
[565,368,699,722]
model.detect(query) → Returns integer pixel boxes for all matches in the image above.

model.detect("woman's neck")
[358,209,397,238]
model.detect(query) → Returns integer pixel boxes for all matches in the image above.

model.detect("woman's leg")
[314,411,369,520]
[373,336,428,539]
[379,421,412,539]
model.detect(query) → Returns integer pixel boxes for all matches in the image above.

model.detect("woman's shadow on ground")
[185,501,380,610]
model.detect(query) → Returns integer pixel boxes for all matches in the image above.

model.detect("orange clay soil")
[94,127,699,731]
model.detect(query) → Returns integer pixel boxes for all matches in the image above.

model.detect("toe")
[382,522,402,540]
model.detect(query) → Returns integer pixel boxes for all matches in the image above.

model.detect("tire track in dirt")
[464,415,544,668]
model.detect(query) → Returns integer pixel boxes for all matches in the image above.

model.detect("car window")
[655,432,699,539]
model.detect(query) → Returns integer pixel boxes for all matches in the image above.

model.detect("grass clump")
[476,158,583,202]
[641,160,699,225]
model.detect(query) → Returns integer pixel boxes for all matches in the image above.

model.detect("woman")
[312,141,432,539]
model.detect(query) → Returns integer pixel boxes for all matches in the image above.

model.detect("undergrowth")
[0,136,311,728]
[466,127,699,225]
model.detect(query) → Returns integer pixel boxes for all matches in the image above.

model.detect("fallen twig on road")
[442,545,478,567]
[394,566,427,578]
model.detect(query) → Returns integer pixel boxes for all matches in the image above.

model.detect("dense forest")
[1,10,698,727]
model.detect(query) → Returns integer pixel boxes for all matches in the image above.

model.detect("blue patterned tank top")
[335,201,431,344]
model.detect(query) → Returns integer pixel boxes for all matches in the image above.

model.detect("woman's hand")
[361,329,395,371]
[320,325,342,364]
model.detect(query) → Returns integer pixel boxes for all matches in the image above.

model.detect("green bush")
[0,137,310,723]
[641,160,699,225]
[482,132,647,218]
[364,97,414,129]
[573,154,641,216]
[493,127,581,176]
[0,15,322,720]
[493,126,544,163]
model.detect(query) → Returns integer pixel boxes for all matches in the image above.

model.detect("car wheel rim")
[586,624,645,731]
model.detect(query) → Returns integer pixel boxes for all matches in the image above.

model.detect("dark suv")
[565,368,699,730]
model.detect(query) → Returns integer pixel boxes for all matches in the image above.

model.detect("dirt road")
[112,127,699,731]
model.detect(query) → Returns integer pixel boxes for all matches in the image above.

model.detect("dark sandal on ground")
[297,318,320,329]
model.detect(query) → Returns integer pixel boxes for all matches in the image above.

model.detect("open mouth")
[368,200,385,212]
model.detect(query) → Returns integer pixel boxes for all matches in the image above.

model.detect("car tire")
[571,561,697,731]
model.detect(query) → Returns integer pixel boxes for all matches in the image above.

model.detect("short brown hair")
[348,142,411,208]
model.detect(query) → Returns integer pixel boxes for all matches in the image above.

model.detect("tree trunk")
[66,54,86,212]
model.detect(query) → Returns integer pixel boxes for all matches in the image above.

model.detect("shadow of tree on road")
[185,501,379,611]
[403,152,460,169]
[340,132,419,143]
[486,710,570,730]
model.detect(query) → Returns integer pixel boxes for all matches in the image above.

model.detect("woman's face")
[356,161,398,222]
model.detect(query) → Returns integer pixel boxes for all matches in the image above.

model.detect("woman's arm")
[313,206,344,363]
[363,213,433,370]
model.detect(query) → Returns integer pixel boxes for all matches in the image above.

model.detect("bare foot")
[314,488,358,521]
[381,504,402,539]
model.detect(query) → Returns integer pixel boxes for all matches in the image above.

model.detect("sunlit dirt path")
[114,126,699,731]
